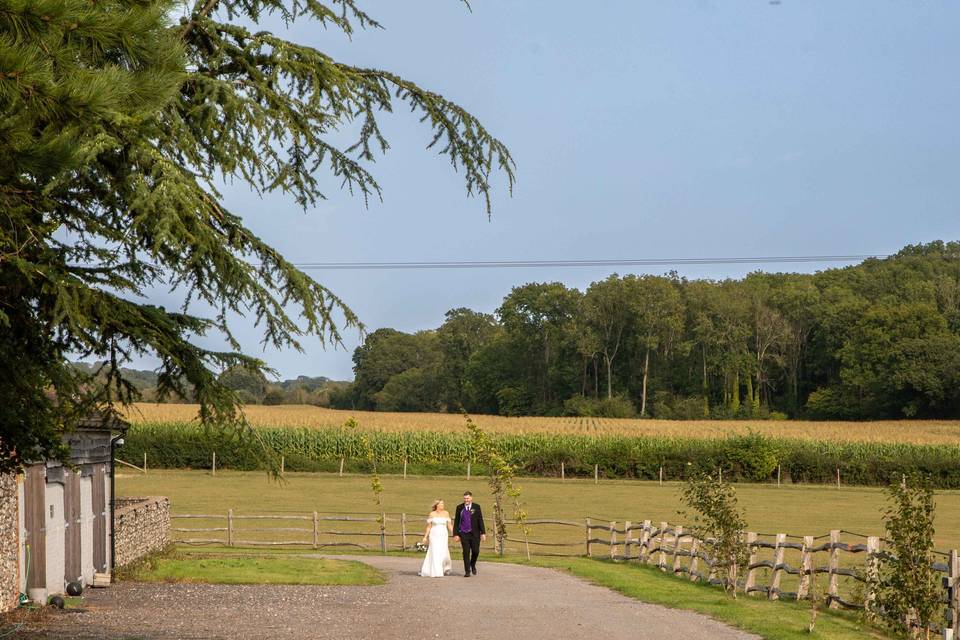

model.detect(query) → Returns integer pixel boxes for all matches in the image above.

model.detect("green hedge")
[122,422,960,488]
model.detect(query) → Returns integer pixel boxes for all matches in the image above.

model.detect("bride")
[419,499,453,577]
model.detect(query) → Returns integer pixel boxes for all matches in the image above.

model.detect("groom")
[452,491,485,578]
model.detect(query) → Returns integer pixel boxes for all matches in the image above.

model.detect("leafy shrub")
[721,433,779,481]
[652,392,709,420]
[804,386,861,419]
[562,394,636,418]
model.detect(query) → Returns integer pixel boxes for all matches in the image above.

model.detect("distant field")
[117,470,960,552]
[125,402,960,444]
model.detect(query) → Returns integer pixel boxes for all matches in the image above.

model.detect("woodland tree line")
[330,242,960,420]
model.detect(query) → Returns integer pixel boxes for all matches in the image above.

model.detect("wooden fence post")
[403,458,407,479]
[827,530,840,608]
[212,451,216,476]
[594,464,598,484]
[769,533,786,600]
[280,456,285,476]
[797,535,814,600]
[312,511,319,550]
[864,536,879,618]
[776,464,781,487]
[659,466,663,486]
[672,525,685,575]
[401,513,407,551]
[144,452,147,474]
[610,521,617,560]
[623,521,632,561]
[380,512,387,554]
[658,522,668,570]
[561,461,565,480]
[946,549,959,639]
[339,457,344,477]
[688,536,701,581]
[585,518,592,557]
[467,461,471,479]
[744,532,758,596]
[227,509,233,547]
[836,468,840,489]
[639,520,652,564]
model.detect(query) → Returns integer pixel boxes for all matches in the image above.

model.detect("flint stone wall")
[114,497,170,568]
[0,474,19,612]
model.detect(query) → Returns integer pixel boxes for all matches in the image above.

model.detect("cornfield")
[123,403,960,445]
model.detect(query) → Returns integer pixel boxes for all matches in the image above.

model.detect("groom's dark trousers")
[453,503,485,574]
[458,530,481,574]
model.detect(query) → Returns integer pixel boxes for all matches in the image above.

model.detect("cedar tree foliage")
[0,0,514,472]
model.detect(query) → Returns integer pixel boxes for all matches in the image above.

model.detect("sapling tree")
[681,473,749,597]
[463,412,530,559]
[876,476,941,638]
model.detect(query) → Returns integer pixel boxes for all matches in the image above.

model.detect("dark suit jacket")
[453,502,485,536]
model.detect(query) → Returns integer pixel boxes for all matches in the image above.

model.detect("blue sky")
[141,1,960,380]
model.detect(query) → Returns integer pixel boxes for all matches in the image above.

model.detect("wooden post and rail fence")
[171,509,960,636]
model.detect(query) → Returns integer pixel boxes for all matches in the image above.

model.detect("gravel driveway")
[18,555,759,639]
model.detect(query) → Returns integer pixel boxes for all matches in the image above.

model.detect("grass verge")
[121,548,384,586]
[519,557,893,640]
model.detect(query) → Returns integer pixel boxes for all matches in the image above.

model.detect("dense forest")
[330,241,960,420]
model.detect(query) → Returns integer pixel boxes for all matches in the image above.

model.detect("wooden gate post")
[609,521,617,560]
[658,522,669,570]
[864,536,879,618]
[585,518,592,557]
[227,509,234,547]
[401,513,407,551]
[639,520,652,564]
[623,521,632,561]
[769,533,786,600]
[743,532,758,596]
[827,530,840,608]
[672,525,685,575]
[797,535,814,600]
[946,549,959,639]
[312,511,319,549]
[688,536,701,582]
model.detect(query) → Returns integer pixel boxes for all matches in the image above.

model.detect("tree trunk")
[606,357,613,399]
[593,357,599,398]
[745,374,754,417]
[730,370,740,414]
[701,347,710,417]
[581,356,588,396]
[641,347,650,417]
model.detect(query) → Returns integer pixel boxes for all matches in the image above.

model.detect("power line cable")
[287,254,888,271]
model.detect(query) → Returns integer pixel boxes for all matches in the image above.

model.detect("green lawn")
[117,470,960,550]
[121,552,384,586]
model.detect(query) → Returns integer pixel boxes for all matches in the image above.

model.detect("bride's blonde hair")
[431,499,443,512]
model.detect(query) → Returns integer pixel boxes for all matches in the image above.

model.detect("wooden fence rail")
[171,511,958,636]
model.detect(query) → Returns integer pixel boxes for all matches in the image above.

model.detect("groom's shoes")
[471,566,477,575]
[463,572,471,578]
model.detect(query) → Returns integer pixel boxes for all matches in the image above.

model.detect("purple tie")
[460,507,473,533]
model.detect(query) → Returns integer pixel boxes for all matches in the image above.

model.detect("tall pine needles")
[0,0,514,472]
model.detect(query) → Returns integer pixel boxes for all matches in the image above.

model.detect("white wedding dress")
[419,516,452,577]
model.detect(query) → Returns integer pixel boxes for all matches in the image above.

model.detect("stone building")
[1,413,128,609]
